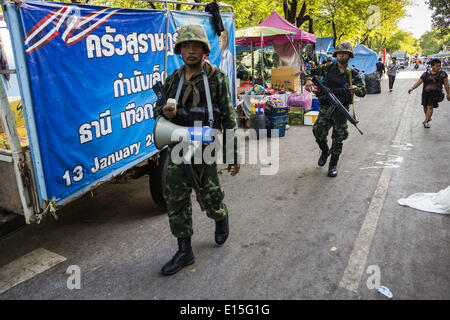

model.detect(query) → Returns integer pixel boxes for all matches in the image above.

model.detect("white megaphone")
[154,115,191,150]
[154,116,215,164]
[154,113,215,150]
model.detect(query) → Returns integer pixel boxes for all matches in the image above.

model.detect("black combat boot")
[328,155,339,177]
[215,215,229,245]
[318,147,330,167]
[161,237,195,276]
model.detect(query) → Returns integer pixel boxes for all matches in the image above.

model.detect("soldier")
[302,42,366,177]
[154,25,240,276]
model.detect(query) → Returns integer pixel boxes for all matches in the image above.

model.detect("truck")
[0,0,236,230]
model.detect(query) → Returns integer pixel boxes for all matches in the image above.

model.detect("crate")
[267,122,286,138]
[266,115,288,126]
[264,105,289,117]
[288,110,304,125]
[304,111,319,126]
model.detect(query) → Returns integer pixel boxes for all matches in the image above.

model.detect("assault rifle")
[311,76,364,135]
[153,81,206,211]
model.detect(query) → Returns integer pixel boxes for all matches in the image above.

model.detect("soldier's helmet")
[174,24,211,54]
[333,42,354,58]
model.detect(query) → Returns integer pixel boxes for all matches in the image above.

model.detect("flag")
[23,4,121,54]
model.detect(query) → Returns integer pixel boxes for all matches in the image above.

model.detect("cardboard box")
[0,124,29,149]
[0,97,23,134]
[288,110,304,125]
[271,67,300,92]
[303,111,319,126]
[288,106,304,113]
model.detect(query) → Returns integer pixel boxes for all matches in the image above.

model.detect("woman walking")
[408,58,450,128]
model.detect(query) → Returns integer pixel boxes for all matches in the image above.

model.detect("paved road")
[0,70,449,300]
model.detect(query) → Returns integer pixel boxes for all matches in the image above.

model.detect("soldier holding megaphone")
[153,25,240,276]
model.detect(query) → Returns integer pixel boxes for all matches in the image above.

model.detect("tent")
[257,11,316,44]
[235,12,316,86]
[258,11,316,76]
[348,44,378,75]
[235,26,295,86]
[428,52,450,58]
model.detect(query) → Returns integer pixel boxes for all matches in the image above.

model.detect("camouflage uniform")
[154,26,238,239]
[302,45,366,158]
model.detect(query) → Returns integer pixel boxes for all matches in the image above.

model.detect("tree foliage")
[386,30,420,55]
[273,0,411,54]
[426,0,450,33]
[419,29,450,55]
[45,0,421,55]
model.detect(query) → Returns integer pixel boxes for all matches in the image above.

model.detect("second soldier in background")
[303,42,366,177]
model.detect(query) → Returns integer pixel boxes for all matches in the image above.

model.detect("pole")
[260,32,265,88]
[251,40,254,85]
[164,5,169,84]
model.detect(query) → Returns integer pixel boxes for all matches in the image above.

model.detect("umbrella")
[236,26,295,86]
[236,25,295,41]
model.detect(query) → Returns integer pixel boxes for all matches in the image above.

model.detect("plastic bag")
[287,90,312,110]
[365,72,381,94]
[397,186,450,214]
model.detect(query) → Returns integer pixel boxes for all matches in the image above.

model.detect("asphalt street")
[0,68,449,300]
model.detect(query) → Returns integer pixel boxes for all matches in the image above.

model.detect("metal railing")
[140,0,233,12]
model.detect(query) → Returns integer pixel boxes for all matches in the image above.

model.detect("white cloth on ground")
[397,186,450,214]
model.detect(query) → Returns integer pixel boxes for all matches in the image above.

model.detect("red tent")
[258,11,316,44]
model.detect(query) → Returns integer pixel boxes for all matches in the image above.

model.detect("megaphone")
[153,116,214,150]
[154,116,189,149]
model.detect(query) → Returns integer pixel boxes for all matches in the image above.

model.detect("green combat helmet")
[333,42,354,58]
[174,24,211,54]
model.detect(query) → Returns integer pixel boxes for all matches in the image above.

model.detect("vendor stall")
[235,25,295,86]
[234,12,317,135]
[258,11,316,74]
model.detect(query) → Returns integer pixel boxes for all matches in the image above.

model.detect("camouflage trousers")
[312,105,349,157]
[164,158,228,238]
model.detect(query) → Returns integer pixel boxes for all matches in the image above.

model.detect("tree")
[386,30,420,55]
[282,0,314,33]
[89,0,161,9]
[226,0,281,29]
[358,0,411,46]
[419,29,450,55]
[426,0,450,33]
[312,0,364,47]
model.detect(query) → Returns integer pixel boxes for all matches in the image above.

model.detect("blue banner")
[18,1,236,204]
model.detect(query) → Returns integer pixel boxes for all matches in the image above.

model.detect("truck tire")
[149,148,168,212]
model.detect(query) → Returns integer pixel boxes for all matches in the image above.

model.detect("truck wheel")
[149,148,168,212]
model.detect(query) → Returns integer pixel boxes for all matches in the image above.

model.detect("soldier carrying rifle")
[302,42,366,177]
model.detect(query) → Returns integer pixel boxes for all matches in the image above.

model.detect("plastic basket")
[266,115,288,125]
[267,122,286,138]
[265,106,289,117]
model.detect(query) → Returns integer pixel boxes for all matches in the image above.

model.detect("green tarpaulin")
[237,49,279,84]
